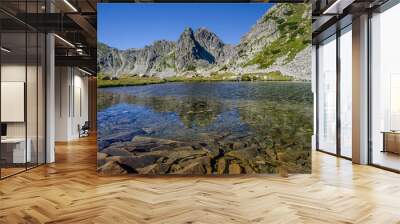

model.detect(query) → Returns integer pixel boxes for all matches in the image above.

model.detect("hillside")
[97,3,311,81]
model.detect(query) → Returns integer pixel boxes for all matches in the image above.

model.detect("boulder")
[118,155,161,170]
[97,152,109,166]
[105,156,122,162]
[228,163,242,174]
[232,142,245,150]
[101,147,132,157]
[225,145,259,162]
[130,136,181,152]
[146,144,175,152]
[99,142,135,153]
[137,164,161,175]
[172,162,206,175]
[141,127,155,134]
[198,142,220,158]
[143,146,209,165]
[177,156,212,174]
[242,164,256,174]
[169,164,183,173]
[278,166,289,178]
[97,161,127,175]
[98,152,108,160]
[98,129,146,150]
[132,136,179,145]
[217,158,227,174]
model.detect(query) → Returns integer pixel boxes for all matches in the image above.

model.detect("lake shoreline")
[97,78,311,88]
[97,71,312,88]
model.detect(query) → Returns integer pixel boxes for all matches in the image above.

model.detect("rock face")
[97,3,312,80]
[98,40,176,77]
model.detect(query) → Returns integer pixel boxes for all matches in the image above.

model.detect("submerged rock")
[98,129,146,150]
[173,162,206,174]
[98,152,108,160]
[118,154,161,170]
[97,161,127,175]
[97,152,109,167]
[225,145,259,161]
[228,163,242,174]
[98,130,310,174]
[136,164,160,175]
[132,136,179,145]
[130,136,181,152]
[172,156,212,175]
[217,158,227,174]
[101,147,132,157]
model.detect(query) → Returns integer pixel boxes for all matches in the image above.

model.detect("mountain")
[97,3,311,80]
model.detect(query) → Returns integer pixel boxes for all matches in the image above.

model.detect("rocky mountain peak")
[98,3,312,80]
[181,27,195,38]
[176,27,202,71]
[194,27,224,48]
[195,27,217,38]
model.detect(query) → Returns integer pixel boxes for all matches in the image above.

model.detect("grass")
[97,71,296,88]
[263,71,294,81]
[97,74,166,88]
[241,71,293,81]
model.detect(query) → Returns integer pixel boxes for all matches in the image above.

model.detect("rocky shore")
[97,133,310,175]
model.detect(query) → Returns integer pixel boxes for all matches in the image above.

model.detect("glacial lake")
[97,82,313,174]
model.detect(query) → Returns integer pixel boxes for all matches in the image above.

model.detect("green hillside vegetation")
[246,4,311,68]
[97,73,166,87]
[98,71,295,88]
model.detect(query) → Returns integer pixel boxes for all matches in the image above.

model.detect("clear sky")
[98,3,273,50]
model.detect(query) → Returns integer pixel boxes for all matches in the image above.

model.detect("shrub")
[276,18,285,24]
[271,49,281,54]
[241,74,252,81]
[187,64,196,71]
[241,74,257,81]
[265,71,294,81]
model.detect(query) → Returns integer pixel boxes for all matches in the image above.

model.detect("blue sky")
[98,3,273,50]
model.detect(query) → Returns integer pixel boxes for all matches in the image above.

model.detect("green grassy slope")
[245,4,311,69]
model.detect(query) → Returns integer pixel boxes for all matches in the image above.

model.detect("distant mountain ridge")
[97,3,312,80]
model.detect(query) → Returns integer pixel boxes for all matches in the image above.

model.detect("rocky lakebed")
[98,132,310,175]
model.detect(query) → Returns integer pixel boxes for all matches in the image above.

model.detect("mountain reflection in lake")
[97,82,313,175]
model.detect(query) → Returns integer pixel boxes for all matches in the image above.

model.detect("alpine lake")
[97,81,313,175]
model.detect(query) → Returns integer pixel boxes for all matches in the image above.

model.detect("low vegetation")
[97,73,166,88]
[263,71,294,81]
[97,71,296,88]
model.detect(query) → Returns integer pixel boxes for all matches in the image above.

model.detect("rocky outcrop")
[98,3,312,80]
[194,27,235,64]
